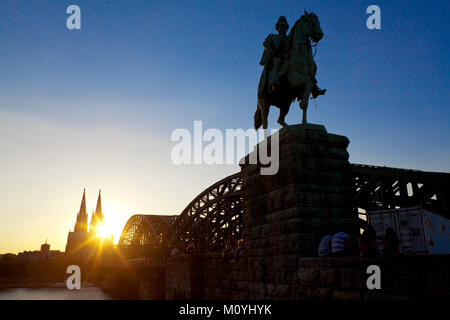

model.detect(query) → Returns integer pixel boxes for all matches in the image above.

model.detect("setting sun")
[96,223,112,239]
[93,210,126,243]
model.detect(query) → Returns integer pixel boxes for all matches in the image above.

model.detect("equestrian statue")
[254,11,326,129]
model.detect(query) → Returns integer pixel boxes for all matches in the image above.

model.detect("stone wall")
[138,266,166,300]
[101,265,166,300]
[202,252,253,300]
[164,124,450,300]
[166,253,250,300]
[165,253,450,300]
[297,255,450,300]
[165,254,203,300]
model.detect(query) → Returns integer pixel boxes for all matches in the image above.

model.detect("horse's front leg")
[258,98,270,130]
[300,80,313,124]
[277,102,291,127]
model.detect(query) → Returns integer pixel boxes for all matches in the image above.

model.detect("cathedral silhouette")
[65,189,110,259]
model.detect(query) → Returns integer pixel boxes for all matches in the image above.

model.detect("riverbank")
[0,285,112,300]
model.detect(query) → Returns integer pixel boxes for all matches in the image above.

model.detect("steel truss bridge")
[118,164,450,261]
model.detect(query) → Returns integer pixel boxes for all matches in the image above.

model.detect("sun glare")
[94,210,125,243]
[102,206,130,244]
[96,223,113,240]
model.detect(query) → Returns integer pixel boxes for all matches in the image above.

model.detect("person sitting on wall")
[359,225,379,257]
[222,234,238,260]
[318,224,335,257]
[170,247,179,256]
[186,240,196,254]
[331,230,351,256]
[230,239,244,263]
[170,241,184,256]
[383,227,400,257]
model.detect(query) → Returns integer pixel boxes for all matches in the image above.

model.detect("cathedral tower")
[89,190,104,233]
[74,189,88,232]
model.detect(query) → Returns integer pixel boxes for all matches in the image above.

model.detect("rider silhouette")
[258,16,326,100]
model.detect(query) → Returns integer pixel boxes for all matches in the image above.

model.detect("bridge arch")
[170,172,243,253]
[118,214,177,262]
[117,173,243,260]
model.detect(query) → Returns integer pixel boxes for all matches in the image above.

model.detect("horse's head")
[303,10,323,43]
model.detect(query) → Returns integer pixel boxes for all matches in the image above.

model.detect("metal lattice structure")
[118,214,177,262]
[170,172,242,253]
[117,164,449,261]
[352,164,450,219]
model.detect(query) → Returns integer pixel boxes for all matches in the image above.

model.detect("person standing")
[359,225,379,257]
[383,228,400,257]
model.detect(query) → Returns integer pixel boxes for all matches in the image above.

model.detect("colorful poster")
[423,209,450,254]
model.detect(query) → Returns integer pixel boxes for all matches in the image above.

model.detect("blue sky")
[0,0,449,252]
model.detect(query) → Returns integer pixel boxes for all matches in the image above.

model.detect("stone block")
[331,290,361,301]
[236,280,249,291]
[272,284,290,298]
[340,268,357,290]
[249,282,266,300]
[254,271,264,282]
[320,268,340,287]
[298,268,321,286]
[230,290,249,300]
[429,269,449,295]
[363,291,409,301]
[306,287,333,300]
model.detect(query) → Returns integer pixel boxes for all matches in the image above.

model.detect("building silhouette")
[89,190,104,235]
[65,189,107,259]
[17,239,64,260]
[40,238,50,259]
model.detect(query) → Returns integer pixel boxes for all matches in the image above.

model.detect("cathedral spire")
[74,188,88,232]
[79,188,87,216]
[90,189,103,232]
[95,189,102,215]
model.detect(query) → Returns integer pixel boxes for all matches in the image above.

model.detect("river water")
[0,286,112,300]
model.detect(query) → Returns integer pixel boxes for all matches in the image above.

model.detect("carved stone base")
[240,124,358,299]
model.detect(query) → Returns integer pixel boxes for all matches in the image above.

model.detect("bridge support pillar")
[240,124,359,299]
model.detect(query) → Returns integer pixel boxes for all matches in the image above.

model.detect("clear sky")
[0,0,449,253]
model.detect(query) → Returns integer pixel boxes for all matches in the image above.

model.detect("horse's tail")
[254,105,262,130]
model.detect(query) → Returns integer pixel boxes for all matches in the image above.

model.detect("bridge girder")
[118,214,177,261]
[118,164,449,261]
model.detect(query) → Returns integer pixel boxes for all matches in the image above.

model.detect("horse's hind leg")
[258,98,270,130]
[277,103,290,127]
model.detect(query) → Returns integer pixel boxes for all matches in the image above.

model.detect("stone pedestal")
[240,124,358,299]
